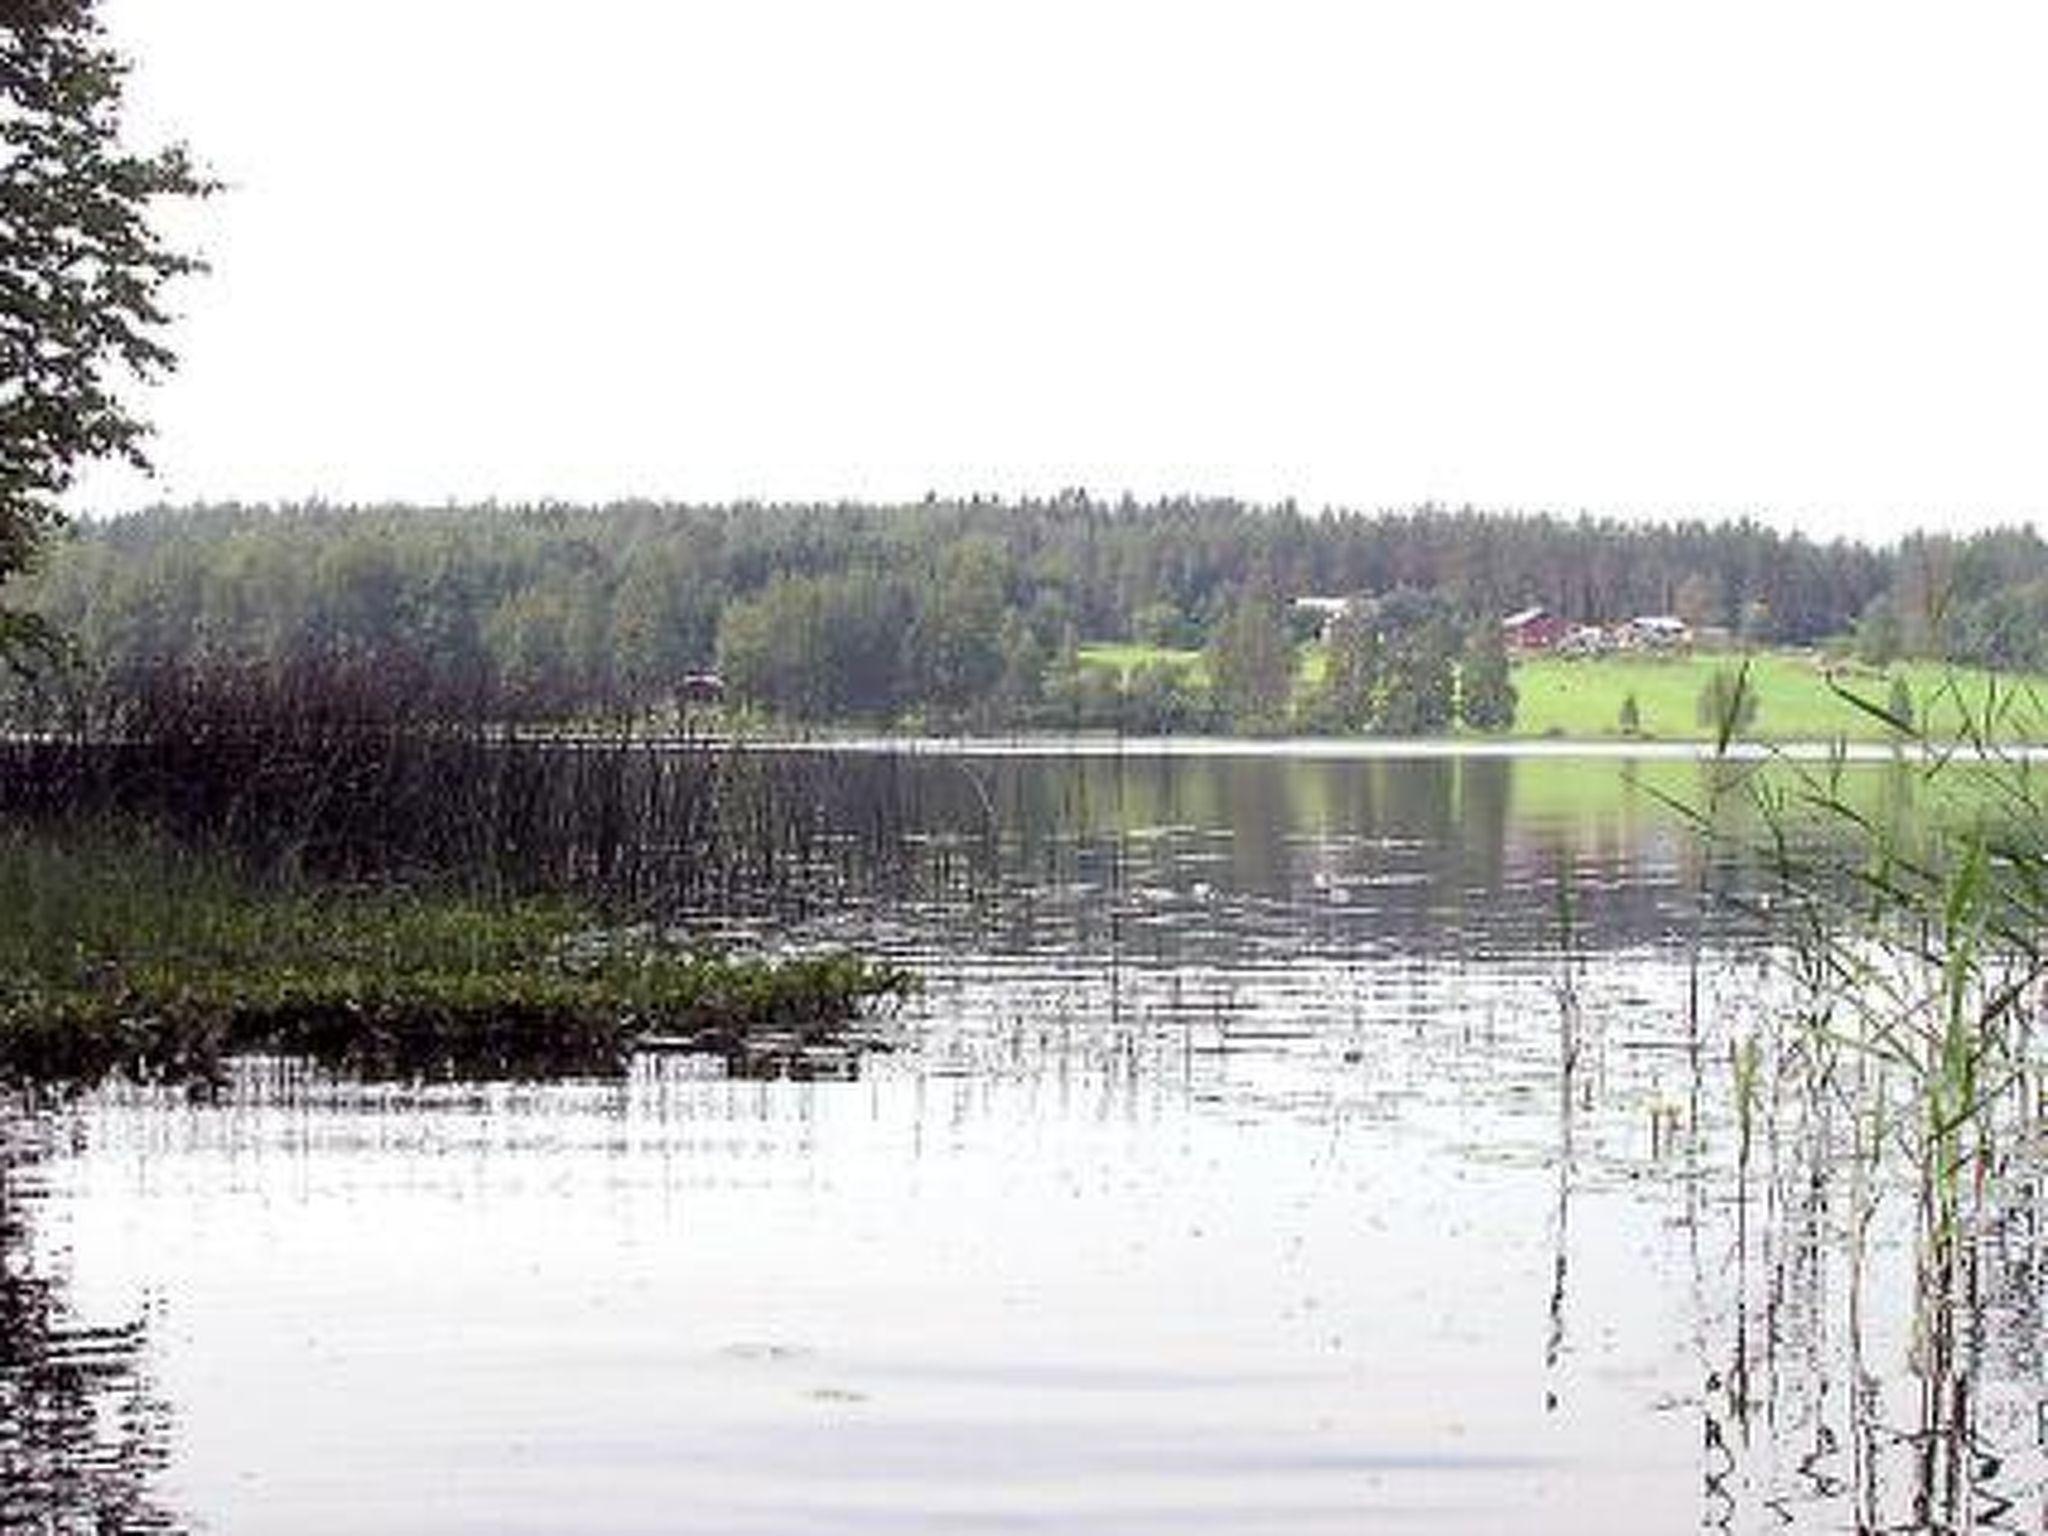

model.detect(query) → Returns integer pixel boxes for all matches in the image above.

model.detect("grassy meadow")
[1074,640,2048,743]
[1511,652,2048,742]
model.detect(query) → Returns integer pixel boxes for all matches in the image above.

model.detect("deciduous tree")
[1457,621,1516,732]
[1205,597,1293,733]
[2,0,211,660]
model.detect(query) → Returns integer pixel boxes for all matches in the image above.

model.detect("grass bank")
[1512,653,2048,742]
[0,824,915,1088]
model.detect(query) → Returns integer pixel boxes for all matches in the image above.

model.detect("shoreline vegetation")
[0,668,933,1091]
[1673,685,2048,1519]
[0,822,915,1089]
[1072,643,2048,745]
[5,497,2047,1093]
[12,499,2048,744]
[624,649,2045,751]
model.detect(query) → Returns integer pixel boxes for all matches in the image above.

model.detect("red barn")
[1501,606,1568,653]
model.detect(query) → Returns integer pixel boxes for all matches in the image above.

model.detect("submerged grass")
[0,822,916,1087]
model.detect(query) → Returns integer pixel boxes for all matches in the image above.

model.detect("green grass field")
[1076,642,1205,678]
[1074,639,2048,742]
[1511,652,2048,743]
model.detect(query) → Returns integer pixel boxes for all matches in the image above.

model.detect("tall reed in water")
[0,654,953,918]
[1678,665,2048,1527]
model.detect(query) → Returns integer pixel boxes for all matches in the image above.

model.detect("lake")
[5,749,2042,1532]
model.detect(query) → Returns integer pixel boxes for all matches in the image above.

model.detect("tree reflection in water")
[0,1112,177,1534]
[1691,1035,2045,1532]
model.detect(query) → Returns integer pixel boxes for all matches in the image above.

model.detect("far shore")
[692,731,2046,764]
[15,721,2038,764]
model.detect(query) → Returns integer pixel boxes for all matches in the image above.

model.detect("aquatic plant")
[0,653,963,917]
[1674,667,2048,1527]
[0,821,916,1087]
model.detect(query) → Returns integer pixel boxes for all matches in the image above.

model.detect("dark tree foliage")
[1302,590,1473,737]
[16,495,2048,731]
[0,0,210,659]
[1306,608,1381,733]
[1457,620,1516,732]
[717,567,916,722]
[1205,596,1293,733]
[1121,660,1209,734]
[1372,589,1458,737]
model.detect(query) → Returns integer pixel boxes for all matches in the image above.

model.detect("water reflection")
[1685,1035,2048,1534]
[779,752,1730,974]
[0,1112,176,1533]
[17,752,2048,1532]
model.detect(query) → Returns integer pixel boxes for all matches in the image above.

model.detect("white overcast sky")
[75,0,2048,540]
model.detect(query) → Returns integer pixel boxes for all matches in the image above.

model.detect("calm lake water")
[6,750,2044,1532]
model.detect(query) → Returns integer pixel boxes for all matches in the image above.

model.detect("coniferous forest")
[10,495,2048,732]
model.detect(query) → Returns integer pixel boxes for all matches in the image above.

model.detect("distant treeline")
[5,496,2043,730]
